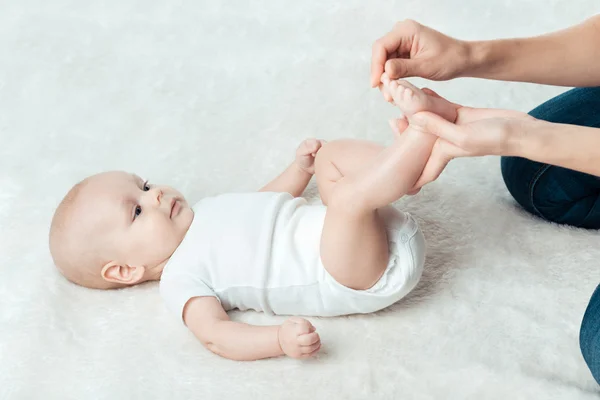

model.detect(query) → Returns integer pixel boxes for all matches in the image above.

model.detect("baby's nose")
[154,187,163,202]
[143,187,163,206]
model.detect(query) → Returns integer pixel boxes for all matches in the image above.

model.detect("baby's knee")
[314,142,343,182]
[314,141,332,172]
[327,180,370,216]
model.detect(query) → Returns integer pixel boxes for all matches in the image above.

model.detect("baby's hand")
[278,317,321,359]
[295,138,326,175]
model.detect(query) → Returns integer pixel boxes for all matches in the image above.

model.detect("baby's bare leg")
[317,82,455,291]
[314,139,385,205]
[318,130,434,290]
[315,81,457,206]
[314,140,388,291]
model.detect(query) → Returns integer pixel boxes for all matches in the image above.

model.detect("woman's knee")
[528,166,600,228]
[580,285,600,385]
[528,87,600,127]
[501,156,600,228]
[501,87,600,228]
[500,155,545,216]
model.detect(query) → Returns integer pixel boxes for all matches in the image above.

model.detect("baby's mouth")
[169,198,180,218]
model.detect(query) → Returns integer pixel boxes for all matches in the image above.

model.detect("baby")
[49,78,458,361]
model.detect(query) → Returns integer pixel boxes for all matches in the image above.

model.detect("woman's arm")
[371,16,600,88]
[404,106,600,190]
[516,120,600,177]
[466,15,600,86]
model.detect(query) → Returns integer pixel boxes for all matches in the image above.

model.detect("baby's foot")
[382,75,458,122]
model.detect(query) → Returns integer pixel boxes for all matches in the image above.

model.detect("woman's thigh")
[580,285,600,385]
[500,88,600,385]
[500,87,600,229]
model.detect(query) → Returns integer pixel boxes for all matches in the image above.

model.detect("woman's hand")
[392,105,536,192]
[371,20,472,91]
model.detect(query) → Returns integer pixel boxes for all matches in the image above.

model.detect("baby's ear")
[101,261,145,285]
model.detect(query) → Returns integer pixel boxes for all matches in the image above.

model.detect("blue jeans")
[500,87,600,384]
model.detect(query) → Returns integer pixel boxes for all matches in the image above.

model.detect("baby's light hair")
[49,178,122,290]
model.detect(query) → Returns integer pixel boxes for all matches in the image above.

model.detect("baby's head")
[49,171,193,289]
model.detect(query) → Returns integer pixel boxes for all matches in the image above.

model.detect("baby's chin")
[174,202,194,233]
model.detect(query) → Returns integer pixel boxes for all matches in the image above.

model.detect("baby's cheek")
[156,219,183,249]
[137,219,176,255]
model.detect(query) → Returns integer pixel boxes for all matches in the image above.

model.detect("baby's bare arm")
[183,297,321,361]
[259,139,324,197]
[259,162,313,197]
[183,297,283,361]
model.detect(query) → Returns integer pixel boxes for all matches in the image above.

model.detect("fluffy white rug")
[2,1,600,399]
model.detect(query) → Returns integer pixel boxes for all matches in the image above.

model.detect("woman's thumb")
[385,58,419,79]
[409,111,461,143]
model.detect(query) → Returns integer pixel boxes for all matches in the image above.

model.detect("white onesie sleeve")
[159,272,219,322]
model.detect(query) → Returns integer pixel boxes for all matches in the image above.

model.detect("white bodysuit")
[160,192,426,320]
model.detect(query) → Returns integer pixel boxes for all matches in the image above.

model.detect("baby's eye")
[143,181,150,191]
[134,205,142,219]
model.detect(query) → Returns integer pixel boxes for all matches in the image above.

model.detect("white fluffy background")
[2,1,600,399]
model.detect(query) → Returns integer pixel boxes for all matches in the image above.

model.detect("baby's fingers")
[308,140,322,154]
[314,139,326,151]
[298,332,320,346]
[302,139,320,154]
[310,140,327,157]
[300,341,321,356]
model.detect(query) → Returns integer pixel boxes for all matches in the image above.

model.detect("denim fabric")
[499,87,600,385]
[501,87,600,229]
[581,285,600,385]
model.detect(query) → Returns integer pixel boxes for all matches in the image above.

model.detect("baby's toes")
[403,87,415,102]
[396,79,419,92]
[386,81,400,98]
[391,86,408,107]
[397,81,430,114]
[379,83,393,102]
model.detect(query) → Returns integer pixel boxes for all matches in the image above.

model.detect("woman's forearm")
[514,119,600,177]
[465,15,600,86]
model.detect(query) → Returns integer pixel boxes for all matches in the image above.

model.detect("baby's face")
[86,171,193,273]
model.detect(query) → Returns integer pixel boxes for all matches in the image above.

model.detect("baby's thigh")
[315,139,384,204]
